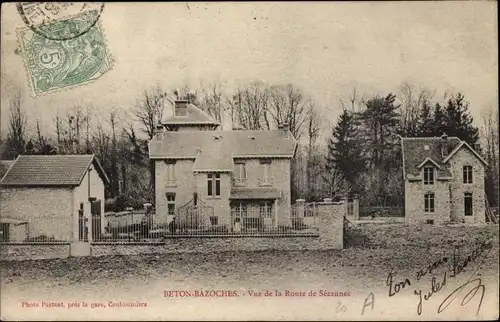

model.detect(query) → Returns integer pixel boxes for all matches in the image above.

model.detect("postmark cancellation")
[16,3,112,95]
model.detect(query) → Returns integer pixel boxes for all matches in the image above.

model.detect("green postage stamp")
[17,11,112,95]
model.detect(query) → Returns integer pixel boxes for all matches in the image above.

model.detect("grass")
[1,224,498,292]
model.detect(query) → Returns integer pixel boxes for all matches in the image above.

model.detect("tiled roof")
[0,155,109,187]
[162,103,220,125]
[192,142,234,172]
[401,137,461,177]
[229,187,281,200]
[150,130,296,159]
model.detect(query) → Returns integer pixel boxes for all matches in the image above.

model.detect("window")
[167,194,176,216]
[166,160,176,184]
[424,193,435,213]
[464,193,473,216]
[231,202,247,218]
[207,173,221,197]
[234,162,247,186]
[261,159,271,185]
[423,167,434,185]
[463,166,473,184]
[259,202,273,218]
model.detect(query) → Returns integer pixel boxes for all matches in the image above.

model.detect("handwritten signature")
[412,240,493,316]
[438,278,485,316]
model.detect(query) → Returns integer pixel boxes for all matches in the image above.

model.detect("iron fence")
[89,202,322,242]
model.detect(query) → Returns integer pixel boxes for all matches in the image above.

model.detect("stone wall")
[448,147,486,224]
[0,244,70,261]
[0,187,73,241]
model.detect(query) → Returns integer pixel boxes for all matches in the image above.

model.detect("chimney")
[440,133,448,158]
[174,100,188,117]
[155,124,164,141]
[71,139,78,154]
[281,122,289,139]
[474,143,482,154]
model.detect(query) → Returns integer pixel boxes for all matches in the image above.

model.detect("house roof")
[229,187,281,200]
[401,136,485,178]
[0,217,28,225]
[150,130,297,159]
[192,142,234,172]
[162,103,220,126]
[443,141,488,166]
[0,154,109,187]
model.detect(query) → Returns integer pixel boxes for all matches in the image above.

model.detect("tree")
[33,119,57,154]
[197,81,226,124]
[134,85,168,194]
[2,88,27,159]
[321,167,351,200]
[230,82,270,130]
[397,82,434,137]
[324,110,365,193]
[267,84,310,139]
[135,85,167,140]
[358,93,400,169]
[442,93,479,145]
[482,104,499,207]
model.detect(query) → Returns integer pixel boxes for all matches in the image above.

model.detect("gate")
[91,200,102,240]
[174,198,215,233]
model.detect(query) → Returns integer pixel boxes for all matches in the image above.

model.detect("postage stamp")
[16,3,111,95]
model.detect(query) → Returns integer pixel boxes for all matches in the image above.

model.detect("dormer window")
[423,167,434,185]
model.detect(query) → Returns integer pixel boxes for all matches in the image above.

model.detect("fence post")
[296,199,305,217]
[353,194,360,221]
[341,196,348,218]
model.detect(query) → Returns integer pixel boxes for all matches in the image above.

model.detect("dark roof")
[192,142,234,172]
[0,155,109,187]
[401,137,462,178]
[229,187,281,200]
[162,103,220,125]
[150,130,296,159]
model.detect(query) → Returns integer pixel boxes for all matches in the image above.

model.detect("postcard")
[1,2,498,321]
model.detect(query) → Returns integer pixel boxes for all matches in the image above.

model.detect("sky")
[1,2,498,139]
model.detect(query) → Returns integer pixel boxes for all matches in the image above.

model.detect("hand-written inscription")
[361,292,375,315]
[386,272,411,297]
[416,251,448,281]
[438,278,485,317]
[412,240,493,316]
[414,272,447,315]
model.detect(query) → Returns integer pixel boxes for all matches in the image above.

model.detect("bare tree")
[3,88,27,159]
[230,82,270,130]
[339,86,366,113]
[482,104,499,207]
[397,82,434,136]
[321,167,351,199]
[135,85,167,140]
[267,84,310,139]
[198,81,226,123]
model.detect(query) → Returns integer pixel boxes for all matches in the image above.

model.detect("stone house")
[149,100,297,231]
[0,154,108,242]
[401,134,488,224]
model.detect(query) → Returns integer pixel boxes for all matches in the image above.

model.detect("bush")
[104,198,116,212]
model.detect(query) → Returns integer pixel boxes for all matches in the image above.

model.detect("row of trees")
[1,81,498,209]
